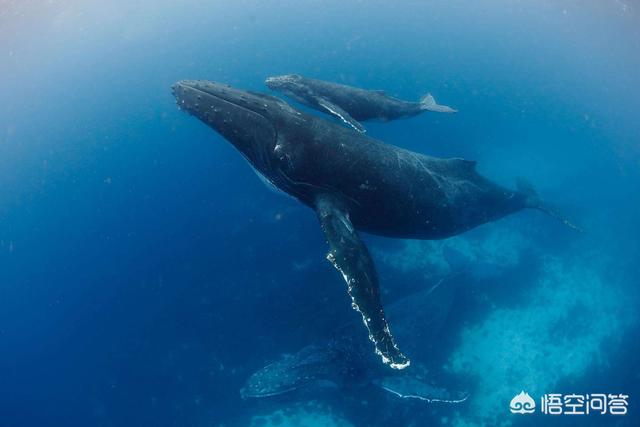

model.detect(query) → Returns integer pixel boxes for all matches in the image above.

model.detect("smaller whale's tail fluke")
[517,178,583,232]
[419,93,458,113]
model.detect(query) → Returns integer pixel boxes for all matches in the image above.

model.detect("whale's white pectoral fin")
[376,376,469,404]
[317,98,367,133]
[314,194,409,370]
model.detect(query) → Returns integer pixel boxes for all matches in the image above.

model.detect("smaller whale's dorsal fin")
[316,97,367,133]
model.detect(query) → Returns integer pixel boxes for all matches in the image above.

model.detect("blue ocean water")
[1,1,639,426]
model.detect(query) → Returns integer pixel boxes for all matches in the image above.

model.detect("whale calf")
[265,74,456,133]
[172,80,572,369]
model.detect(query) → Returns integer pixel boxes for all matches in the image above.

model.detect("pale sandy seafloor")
[446,255,635,426]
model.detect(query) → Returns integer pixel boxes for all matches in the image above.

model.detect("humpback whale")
[172,80,573,370]
[241,279,468,403]
[265,74,456,133]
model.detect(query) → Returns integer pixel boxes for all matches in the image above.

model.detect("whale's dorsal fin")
[316,98,366,133]
[315,194,409,370]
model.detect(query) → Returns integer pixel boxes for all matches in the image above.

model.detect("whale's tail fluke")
[419,93,457,113]
[517,178,583,232]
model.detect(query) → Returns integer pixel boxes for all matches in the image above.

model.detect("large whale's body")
[172,80,557,369]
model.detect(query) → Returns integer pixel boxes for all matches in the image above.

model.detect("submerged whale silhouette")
[241,279,467,403]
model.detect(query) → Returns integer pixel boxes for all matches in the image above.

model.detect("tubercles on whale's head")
[172,80,284,168]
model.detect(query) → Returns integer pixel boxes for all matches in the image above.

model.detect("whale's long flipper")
[317,98,367,133]
[375,376,469,403]
[315,194,409,370]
